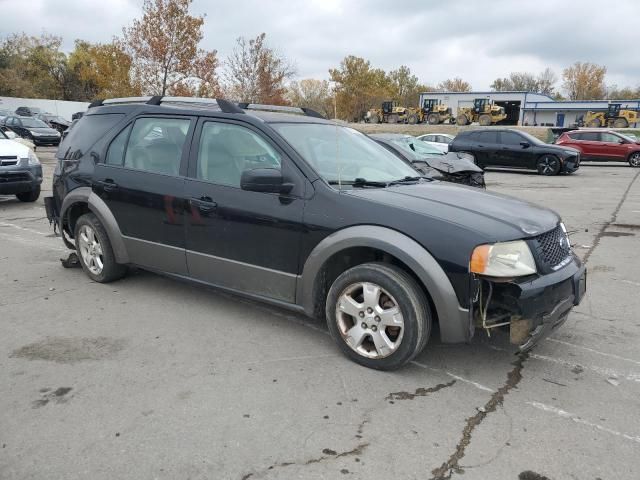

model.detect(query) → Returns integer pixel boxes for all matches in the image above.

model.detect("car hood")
[414,152,482,173]
[28,127,59,135]
[345,182,559,240]
[0,139,30,158]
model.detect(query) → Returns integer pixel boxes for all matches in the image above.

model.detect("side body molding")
[59,187,130,264]
[297,225,472,343]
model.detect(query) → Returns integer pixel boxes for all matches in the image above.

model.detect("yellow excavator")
[421,99,453,125]
[583,104,639,128]
[456,98,507,126]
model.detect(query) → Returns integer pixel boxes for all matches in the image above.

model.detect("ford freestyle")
[45,97,587,370]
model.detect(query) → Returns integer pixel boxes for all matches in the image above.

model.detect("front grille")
[533,225,571,270]
[0,156,18,166]
[0,172,30,182]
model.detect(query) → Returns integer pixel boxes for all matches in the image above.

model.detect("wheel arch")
[59,187,129,263]
[297,225,472,343]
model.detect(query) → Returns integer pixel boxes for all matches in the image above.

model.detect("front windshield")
[272,123,418,184]
[389,136,443,159]
[21,118,49,128]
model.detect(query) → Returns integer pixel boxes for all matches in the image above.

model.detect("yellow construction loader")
[456,98,507,126]
[365,101,422,124]
[583,104,639,128]
[421,98,453,125]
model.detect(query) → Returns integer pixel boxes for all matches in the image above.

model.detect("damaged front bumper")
[473,255,586,351]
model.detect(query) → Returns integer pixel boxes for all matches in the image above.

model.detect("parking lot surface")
[1,148,639,480]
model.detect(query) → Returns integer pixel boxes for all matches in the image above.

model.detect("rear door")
[576,132,600,159]
[92,115,195,274]
[474,131,500,167]
[183,118,306,303]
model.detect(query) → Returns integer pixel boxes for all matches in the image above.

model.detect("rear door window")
[581,132,600,141]
[478,131,499,144]
[123,117,191,176]
[56,113,125,159]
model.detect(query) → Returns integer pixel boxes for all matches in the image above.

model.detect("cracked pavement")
[1,149,639,479]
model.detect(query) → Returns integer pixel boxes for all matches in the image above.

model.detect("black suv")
[450,129,580,176]
[46,97,586,370]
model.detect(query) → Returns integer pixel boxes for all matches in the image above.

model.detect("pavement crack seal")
[429,352,528,480]
[386,379,456,401]
[583,169,640,264]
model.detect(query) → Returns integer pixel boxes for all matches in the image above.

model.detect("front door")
[598,132,627,161]
[496,130,535,169]
[184,118,305,303]
[556,113,565,127]
[92,115,195,274]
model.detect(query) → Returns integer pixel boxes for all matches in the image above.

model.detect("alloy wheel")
[335,282,404,359]
[77,225,104,275]
[539,156,559,175]
[630,153,640,168]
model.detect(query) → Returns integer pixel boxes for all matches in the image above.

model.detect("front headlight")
[22,150,40,165]
[470,240,536,277]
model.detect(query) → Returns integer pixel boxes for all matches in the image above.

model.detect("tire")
[587,118,602,128]
[629,152,640,168]
[370,114,379,124]
[537,155,561,176]
[427,113,440,125]
[16,186,40,202]
[407,113,418,125]
[613,118,628,128]
[456,114,468,126]
[479,114,492,126]
[386,114,398,124]
[74,213,126,283]
[325,262,431,370]
[469,172,486,189]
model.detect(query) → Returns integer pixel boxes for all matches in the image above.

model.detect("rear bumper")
[0,165,42,194]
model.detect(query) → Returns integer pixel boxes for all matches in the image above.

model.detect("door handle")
[97,179,118,192]
[191,196,217,213]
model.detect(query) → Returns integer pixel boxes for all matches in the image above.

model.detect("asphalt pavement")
[1,148,639,480]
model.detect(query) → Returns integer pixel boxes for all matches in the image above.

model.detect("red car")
[556,129,640,167]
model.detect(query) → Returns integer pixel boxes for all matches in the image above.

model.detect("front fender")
[297,225,472,343]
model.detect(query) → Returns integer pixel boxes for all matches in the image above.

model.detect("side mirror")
[240,168,293,194]
[520,141,530,148]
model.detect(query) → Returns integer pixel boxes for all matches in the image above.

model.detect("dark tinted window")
[56,113,124,159]
[501,131,524,145]
[581,132,599,141]
[478,131,499,143]
[105,124,133,166]
[123,117,190,175]
[568,132,583,140]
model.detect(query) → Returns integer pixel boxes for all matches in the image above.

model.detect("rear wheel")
[629,152,640,168]
[74,213,126,283]
[613,118,628,128]
[537,155,561,176]
[479,114,492,126]
[427,113,440,125]
[587,118,602,128]
[386,114,399,124]
[326,262,431,370]
[16,186,40,202]
[456,114,468,126]
[407,113,418,125]
[369,114,379,124]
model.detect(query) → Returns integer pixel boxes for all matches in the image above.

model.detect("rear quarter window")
[56,113,125,159]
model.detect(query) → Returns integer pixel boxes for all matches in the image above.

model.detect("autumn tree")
[562,62,607,100]
[122,0,220,97]
[287,79,333,117]
[329,55,392,121]
[606,85,640,100]
[437,77,471,92]
[536,68,557,95]
[224,33,295,105]
[491,69,557,95]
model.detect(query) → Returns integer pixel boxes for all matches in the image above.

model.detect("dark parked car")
[46,97,586,370]
[15,106,42,117]
[555,129,640,167]
[450,129,581,176]
[36,113,71,133]
[370,133,485,188]
[3,115,61,146]
[0,128,42,201]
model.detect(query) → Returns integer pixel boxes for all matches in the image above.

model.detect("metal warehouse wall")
[0,97,89,121]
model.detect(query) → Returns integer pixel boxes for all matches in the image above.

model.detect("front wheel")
[326,263,431,370]
[537,155,561,176]
[74,213,126,283]
[629,152,640,168]
[16,186,40,202]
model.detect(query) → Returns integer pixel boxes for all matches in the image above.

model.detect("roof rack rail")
[238,103,325,119]
[89,96,245,114]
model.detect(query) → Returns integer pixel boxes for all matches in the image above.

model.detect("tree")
[490,69,557,95]
[122,0,220,97]
[562,62,607,100]
[67,40,140,100]
[224,33,295,105]
[387,65,419,106]
[437,77,471,92]
[287,79,333,117]
[329,55,392,121]
[536,68,557,95]
[606,85,640,100]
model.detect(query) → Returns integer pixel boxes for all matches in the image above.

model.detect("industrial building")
[418,91,640,127]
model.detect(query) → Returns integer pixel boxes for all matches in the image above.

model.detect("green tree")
[287,78,333,117]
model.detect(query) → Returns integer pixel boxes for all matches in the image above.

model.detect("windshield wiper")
[328,178,388,188]
[386,176,426,186]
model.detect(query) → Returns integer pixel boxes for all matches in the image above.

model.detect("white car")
[416,133,455,153]
[0,126,36,151]
[0,129,43,201]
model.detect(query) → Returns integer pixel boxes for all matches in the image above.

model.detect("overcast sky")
[1,0,639,92]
